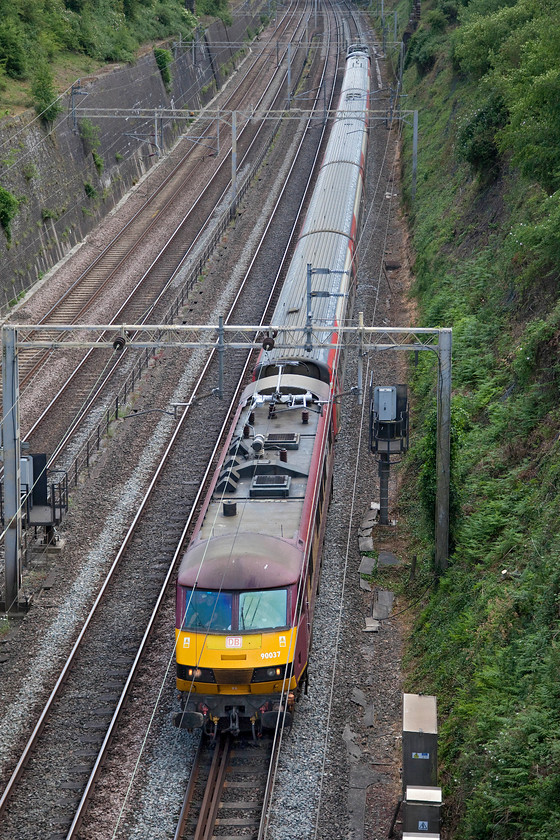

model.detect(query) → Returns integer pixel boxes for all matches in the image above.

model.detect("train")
[174,43,371,737]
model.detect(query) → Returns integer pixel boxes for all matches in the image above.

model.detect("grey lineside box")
[402,693,438,792]
[403,786,442,833]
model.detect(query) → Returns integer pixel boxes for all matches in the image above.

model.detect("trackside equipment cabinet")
[403,785,442,834]
[402,693,438,790]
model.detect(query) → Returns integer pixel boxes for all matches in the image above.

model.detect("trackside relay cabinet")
[403,785,442,834]
[402,693,438,792]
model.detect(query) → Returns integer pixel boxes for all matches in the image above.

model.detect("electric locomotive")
[174,44,370,737]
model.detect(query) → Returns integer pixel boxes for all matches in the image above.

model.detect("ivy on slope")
[399,0,560,837]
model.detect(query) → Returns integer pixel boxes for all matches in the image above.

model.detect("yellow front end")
[176,627,298,695]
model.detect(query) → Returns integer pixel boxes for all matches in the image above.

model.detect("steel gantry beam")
[8,321,443,351]
[1,321,451,612]
[70,105,419,202]
[72,106,412,123]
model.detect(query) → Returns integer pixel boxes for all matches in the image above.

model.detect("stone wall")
[0,2,265,311]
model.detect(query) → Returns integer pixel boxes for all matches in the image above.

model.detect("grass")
[0,55,105,117]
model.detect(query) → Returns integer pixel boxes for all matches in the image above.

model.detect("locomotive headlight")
[251,664,287,683]
[178,664,216,683]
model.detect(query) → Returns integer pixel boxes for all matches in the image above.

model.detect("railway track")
[0,11,346,836]
[175,734,275,840]
[12,4,312,462]
[15,5,302,389]
[19,6,324,482]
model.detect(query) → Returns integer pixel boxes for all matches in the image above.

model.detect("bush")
[498,36,560,193]
[426,9,448,32]
[437,0,460,24]
[84,182,97,199]
[154,47,172,90]
[92,150,104,174]
[0,185,21,244]
[0,20,27,79]
[405,27,442,76]
[22,163,37,182]
[78,118,101,156]
[197,0,232,26]
[451,2,534,80]
[456,93,508,177]
[31,61,62,122]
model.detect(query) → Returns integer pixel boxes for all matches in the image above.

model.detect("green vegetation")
[0,184,21,243]
[197,0,232,26]
[154,47,172,91]
[0,0,196,81]
[22,163,37,181]
[31,60,62,122]
[393,0,560,836]
[8,289,24,306]
[78,117,99,154]
[78,118,104,173]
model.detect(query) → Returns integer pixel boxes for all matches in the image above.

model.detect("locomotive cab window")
[181,587,289,632]
[239,589,287,630]
[182,589,233,631]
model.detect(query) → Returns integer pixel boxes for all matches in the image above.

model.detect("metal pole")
[435,328,452,573]
[412,110,418,203]
[305,264,313,352]
[287,42,292,108]
[394,9,398,41]
[231,111,237,201]
[411,111,418,204]
[217,315,224,399]
[70,81,87,131]
[357,311,364,405]
[154,110,160,157]
[2,326,21,613]
[71,83,78,130]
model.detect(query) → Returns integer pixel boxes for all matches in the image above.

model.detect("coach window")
[183,588,233,632]
[239,589,287,630]
[315,504,321,536]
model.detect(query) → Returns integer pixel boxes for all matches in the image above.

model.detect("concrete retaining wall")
[0,1,265,311]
